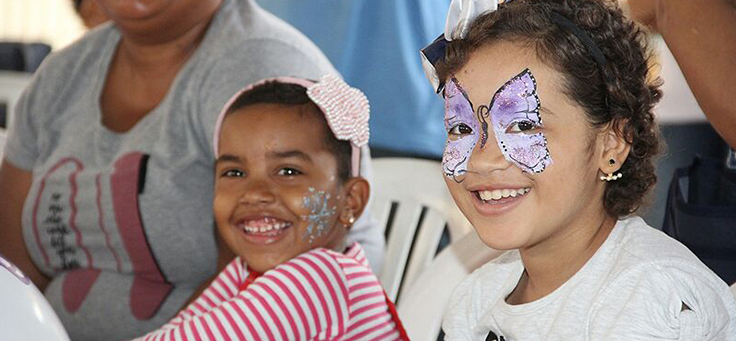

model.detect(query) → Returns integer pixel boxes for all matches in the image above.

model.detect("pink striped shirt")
[131,243,405,341]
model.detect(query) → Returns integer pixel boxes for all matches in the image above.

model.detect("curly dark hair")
[436,0,662,217]
[225,81,352,182]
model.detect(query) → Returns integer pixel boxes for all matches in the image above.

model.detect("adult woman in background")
[0,0,381,339]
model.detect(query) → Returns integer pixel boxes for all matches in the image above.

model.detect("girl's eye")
[222,169,244,178]
[506,120,539,133]
[277,168,302,176]
[448,123,473,136]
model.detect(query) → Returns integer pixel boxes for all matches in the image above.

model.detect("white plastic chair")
[397,232,502,341]
[371,157,473,304]
[0,70,33,129]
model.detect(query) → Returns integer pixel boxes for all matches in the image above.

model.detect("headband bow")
[420,0,500,94]
[213,74,370,177]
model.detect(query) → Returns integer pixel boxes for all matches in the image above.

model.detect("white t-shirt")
[443,217,736,340]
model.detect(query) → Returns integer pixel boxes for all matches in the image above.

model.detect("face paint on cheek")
[301,187,337,243]
[442,78,480,182]
[488,69,552,173]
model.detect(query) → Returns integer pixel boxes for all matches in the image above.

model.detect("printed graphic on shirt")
[486,330,507,341]
[29,152,171,319]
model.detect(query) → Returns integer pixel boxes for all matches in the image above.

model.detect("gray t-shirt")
[443,217,736,340]
[3,0,382,339]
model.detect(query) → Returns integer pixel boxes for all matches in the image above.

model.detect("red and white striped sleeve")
[130,249,351,341]
[160,258,244,330]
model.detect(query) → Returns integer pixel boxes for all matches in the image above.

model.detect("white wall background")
[0,0,86,50]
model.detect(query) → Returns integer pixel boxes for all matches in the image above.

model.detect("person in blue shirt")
[258,0,451,158]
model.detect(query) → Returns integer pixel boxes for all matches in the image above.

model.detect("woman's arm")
[0,159,50,290]
[626,0,736,148]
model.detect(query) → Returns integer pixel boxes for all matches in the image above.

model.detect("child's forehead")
[220,105,333,153]
[452,41,554,95]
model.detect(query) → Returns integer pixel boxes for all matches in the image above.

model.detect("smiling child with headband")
[131,75,407,341]
[421,0,736,339]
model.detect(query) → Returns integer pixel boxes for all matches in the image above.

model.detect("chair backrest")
[371,157,473,304]
[397,232,502,341]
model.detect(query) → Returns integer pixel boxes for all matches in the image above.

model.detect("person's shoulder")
[586,219,736,339]
[277,247,350,277]
[33,23,117,80]
[196,0,336,80]
[608,216,707,271]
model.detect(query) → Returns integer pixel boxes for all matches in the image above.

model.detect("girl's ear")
[338,177,370,229]
[598,120,631,174]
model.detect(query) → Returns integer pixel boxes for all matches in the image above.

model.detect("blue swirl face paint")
[301,187,337,243]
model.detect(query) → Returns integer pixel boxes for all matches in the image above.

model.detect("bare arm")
[626,0,736,148]
[0,159,50,290]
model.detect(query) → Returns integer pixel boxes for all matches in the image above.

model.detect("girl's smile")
[466,182,532,216]
[234,215,293,245]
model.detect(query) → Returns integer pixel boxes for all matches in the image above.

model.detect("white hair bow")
[445,0,499,40]
[421,0,500,94]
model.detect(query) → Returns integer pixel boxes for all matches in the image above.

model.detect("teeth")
[478,188,530,201]
[242,219,290,233]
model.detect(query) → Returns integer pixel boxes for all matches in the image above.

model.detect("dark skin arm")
[625,0,736,148]
[0,159,50,290]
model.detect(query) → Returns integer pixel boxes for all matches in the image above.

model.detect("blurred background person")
[258,0,451,159]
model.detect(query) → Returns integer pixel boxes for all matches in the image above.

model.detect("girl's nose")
[467,135,511,175]
[238,179,276,205]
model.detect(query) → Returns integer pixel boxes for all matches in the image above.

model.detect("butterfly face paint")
[482,69,552,173]
[443,78,480,182]
[301,187,336,243]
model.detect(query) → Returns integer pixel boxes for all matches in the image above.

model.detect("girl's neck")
[507,209,617,305]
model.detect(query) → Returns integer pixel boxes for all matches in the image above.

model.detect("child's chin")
[474,226,529,251]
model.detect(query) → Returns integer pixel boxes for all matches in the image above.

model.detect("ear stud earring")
[343,211,356,226]
[600,172,623,181]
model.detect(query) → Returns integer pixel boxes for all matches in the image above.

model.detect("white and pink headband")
[213,74,370,177]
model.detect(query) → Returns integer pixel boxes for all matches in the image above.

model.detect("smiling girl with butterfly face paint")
[429,0,736,339]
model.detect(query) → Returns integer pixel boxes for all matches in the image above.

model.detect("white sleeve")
[587,262,736,340]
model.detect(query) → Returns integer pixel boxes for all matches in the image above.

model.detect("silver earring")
[600,172,623,181]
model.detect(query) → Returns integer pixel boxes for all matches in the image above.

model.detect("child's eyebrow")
[215,154,241,164]
[540,106,557,117]
[268,150,313,163]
